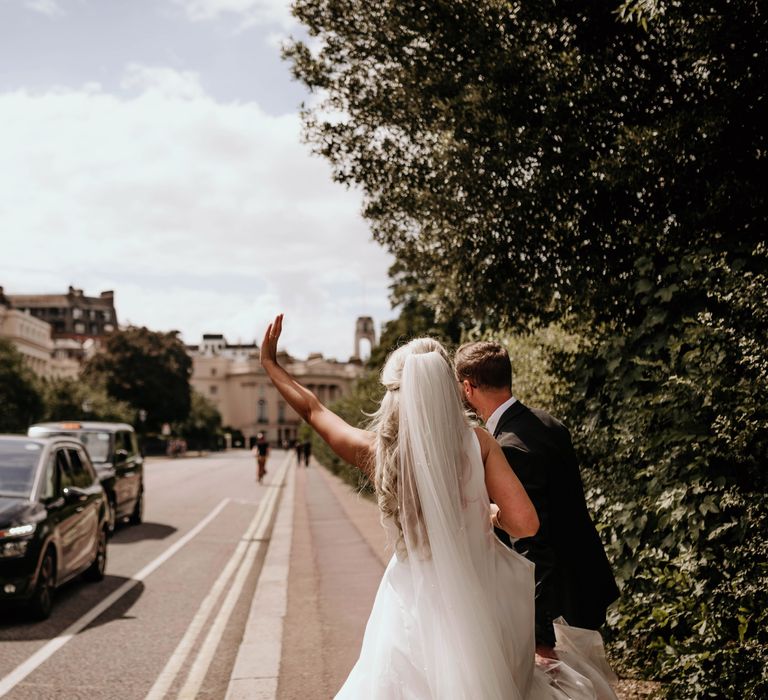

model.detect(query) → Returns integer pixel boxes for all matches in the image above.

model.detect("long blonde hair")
[368,338,467,555]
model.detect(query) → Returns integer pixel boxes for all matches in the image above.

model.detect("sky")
[0,0,394,361]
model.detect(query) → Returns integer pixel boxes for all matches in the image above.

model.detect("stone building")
[187,320,374,446]
[2,285,117,375]
[0,292,54,376]
[6,286,117,340]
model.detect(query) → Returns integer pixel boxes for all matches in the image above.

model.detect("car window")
[76,447,98,482]
[129,432,139,458]
[116,431,135,460]
[57,450,74,492]
[40,454,57,500]
[0,439,42,498]
[67,448,93,488]
[74,431,112,463]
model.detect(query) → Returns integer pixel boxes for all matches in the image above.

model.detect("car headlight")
[0,523,36,558]
[0,524,36,538]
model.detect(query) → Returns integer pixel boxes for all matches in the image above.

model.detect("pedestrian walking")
[252,433,270,483]
[301,439,311,467]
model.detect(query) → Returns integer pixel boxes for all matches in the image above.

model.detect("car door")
[54,448,84,581]
[115,431,140,516]
[65,447,100,574]
[111,431,128,517]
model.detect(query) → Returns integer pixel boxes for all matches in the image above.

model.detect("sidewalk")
[277,460,389,699]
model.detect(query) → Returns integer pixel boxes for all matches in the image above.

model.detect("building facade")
[6,286,117,341]
[1,286,117,376]
[0,298,55,376]
[187,327,369,446]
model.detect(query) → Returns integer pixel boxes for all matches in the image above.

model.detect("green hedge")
[310,371,380,495]
[488,250,767,698]
[563,249,768,698]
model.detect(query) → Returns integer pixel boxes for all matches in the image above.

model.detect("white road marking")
[0,498,230,698]
[176,455,291,700]
[145,454,291,700]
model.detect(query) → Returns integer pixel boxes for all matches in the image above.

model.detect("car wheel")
[84,527,107,582]
[106,498,117,535]
[129,487,144,525]
[29,549,56,621]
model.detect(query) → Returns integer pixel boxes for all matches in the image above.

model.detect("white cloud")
[0,66,393,359]
[170,0,296,32]
[21,0,63,18]
[121,64,207,101]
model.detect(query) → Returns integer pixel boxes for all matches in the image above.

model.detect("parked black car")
[0,435,109,619]
[28,422,144,534]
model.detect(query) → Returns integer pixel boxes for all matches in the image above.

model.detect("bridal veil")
[396,349,533,699]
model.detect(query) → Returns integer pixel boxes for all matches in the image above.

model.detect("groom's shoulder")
[529,406,565,429]
[518,405,572,441]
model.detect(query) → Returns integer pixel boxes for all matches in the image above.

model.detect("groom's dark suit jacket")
[493,401,619,647]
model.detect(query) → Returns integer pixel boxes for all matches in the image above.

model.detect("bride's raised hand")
[257,311,374,474]
[260,313,283,367]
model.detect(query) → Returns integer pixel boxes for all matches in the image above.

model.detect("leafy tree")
[39,377,134,424]
[286,0,767,696]
[0,339,43,433]
[287,0,765,327]
[175,390,222,451]
[83,327,192,431]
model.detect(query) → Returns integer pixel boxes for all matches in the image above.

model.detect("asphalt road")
[0,449,288,700]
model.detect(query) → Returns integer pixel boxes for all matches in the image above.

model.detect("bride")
[261,314,617,699]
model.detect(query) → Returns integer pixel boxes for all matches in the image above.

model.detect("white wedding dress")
[334,350,618,699]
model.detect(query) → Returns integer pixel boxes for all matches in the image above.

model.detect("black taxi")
[0,435,108,619]
[28,422,144,533]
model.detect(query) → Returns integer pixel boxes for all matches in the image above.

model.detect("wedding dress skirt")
[334,433,618,700]
[335,548,618,699]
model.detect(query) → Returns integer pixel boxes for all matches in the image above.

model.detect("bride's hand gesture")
[258,313,374,474]
[260,313,283,367]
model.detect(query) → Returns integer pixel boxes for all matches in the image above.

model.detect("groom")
[455,341,619,657]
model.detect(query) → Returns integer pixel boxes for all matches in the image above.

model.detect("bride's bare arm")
[475,427,539,538]
[261,314,375,476]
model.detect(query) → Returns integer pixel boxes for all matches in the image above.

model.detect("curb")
[225,455,297,700]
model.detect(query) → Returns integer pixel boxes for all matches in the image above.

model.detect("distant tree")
[0,339,43,433]
[84,327,192,431]
[176,390,222,451]
[39,377,134,424]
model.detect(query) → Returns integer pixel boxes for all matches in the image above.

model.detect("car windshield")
[0,440,42,498]
[29,429,112,463]
[70,431,112,463]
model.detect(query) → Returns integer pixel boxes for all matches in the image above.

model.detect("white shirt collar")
[485,396,518,436]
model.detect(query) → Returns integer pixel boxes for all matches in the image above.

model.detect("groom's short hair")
[454,341,512,390]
